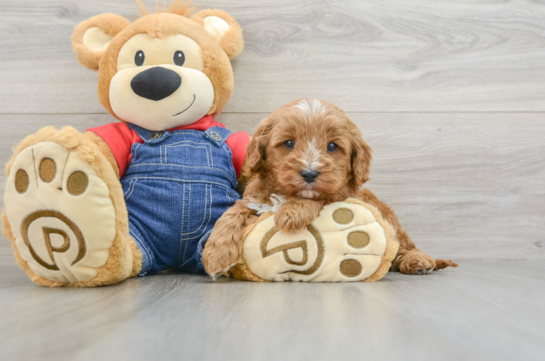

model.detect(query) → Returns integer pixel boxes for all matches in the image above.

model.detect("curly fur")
[203,99,458,277]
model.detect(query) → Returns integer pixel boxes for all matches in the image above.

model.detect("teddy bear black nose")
[130,67,181,101]
[300,169,319,183]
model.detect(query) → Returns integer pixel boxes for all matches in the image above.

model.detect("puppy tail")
[434,259,459,271]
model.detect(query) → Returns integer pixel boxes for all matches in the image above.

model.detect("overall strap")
[203,126,232,148]
[127,123,172,144]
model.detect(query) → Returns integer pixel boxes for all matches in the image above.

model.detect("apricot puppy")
[203,99,458,278]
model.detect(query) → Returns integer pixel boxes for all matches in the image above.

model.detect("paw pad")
[332,208,354,224]
[39,157,56,183]
[339,259,362,277]
[347,231,370,248]
[67,171,89,196]
[15,169,29,194]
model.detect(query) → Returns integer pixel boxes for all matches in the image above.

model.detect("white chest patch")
[246,194,287,215]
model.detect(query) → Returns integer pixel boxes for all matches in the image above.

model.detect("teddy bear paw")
[4,141,118,283]
[239,200,397,282]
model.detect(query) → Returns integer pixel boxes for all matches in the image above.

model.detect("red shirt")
[87,115,249,178]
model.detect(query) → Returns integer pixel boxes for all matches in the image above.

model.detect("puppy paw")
[202,235,239,279]
[398,251,436,275]
[274,205,311,233]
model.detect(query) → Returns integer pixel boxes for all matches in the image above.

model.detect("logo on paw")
[21,210,86,271]
[260,224,325,275]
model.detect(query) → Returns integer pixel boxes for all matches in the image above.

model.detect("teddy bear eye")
[135,50,145,66]
[327,142,338,152]
[284,140,295,149]
[174,51,185,66]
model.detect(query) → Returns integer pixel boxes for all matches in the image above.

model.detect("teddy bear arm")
[82,131,120,179]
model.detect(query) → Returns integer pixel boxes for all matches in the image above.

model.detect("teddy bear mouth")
[172,94,196,117]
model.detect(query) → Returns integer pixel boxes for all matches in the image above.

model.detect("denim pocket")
[161,141,214,167]
[179,183,212,239]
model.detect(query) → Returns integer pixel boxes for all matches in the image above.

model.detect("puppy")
[203,98,458,278]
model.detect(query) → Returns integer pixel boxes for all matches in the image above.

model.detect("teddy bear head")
[71,1,243,131]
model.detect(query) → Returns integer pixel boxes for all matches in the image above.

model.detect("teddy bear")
[1,1,250,287]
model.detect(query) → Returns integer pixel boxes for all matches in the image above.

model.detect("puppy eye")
[284,140,295,149]
[135,50,145,66]
[174,51,185,66]
[327,142,338,152]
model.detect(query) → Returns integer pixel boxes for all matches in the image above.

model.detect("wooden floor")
[1,0,544,360]
[1,258,544,361]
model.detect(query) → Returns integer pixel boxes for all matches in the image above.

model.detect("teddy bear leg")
[2,126,141,287]
[231,199,399,282]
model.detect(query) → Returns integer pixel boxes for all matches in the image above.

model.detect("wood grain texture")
[2,0,545,113]
[1,112,543,261]
[0,260,544,361]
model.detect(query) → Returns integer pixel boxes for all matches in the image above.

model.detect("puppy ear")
[247,117,274,174]
[191,9,244,60]
[350,127,373,187]
[71,14,130,70]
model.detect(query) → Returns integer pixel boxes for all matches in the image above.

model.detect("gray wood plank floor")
[0,260,544,361]
[0,1,544,360]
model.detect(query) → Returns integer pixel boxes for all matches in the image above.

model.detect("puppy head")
[71,2,244,131]
[247,98,372,201]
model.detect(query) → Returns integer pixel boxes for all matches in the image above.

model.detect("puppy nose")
[300,169,319,183]
[131,67,181,101]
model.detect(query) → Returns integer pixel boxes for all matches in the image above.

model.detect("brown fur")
[191,9,244,60]
[71,14,131,71]
[274,198,323,233]
[202,199,258,278]
[203,99,458,277]
[136,0,195,17]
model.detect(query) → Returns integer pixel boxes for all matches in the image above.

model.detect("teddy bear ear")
[191,9,244,60]
[71,14,131,70]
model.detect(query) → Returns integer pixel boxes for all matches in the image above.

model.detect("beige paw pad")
[4,142,116,283]
[238,199,396,282]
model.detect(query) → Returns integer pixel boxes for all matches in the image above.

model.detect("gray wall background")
[1,0,544,263]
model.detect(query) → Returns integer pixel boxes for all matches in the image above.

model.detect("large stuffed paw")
[4,141,123,284]
[229,198,399,282]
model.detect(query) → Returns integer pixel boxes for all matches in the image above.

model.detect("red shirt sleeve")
[86,123,142,177]
[225,132,250,179]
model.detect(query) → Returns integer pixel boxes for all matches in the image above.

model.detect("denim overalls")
[120,124,241,275]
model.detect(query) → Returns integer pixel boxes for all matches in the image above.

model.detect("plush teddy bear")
[1,1,249,287]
